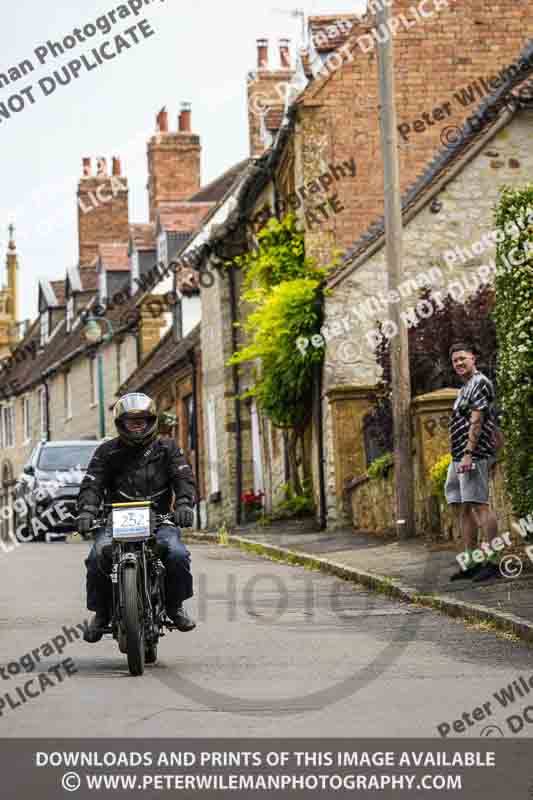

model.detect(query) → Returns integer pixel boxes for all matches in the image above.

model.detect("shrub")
[275,481,315,518]
[429,453,452,501]
[367,452,394,480]
[493,184,533,516]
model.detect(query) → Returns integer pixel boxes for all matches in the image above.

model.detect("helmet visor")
[115,393,155,417]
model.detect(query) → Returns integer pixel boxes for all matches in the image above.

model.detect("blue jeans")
[85,523,193,613]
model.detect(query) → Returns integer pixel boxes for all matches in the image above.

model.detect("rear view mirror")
[23,465,35,476]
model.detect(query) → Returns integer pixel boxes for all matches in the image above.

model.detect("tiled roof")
[331,47,533,285]
[120,323,200,394]
[308,15,360,53]
[157,203,213,233]
[188,159,251,203]
[98,243,130,272]
[1,278,141,395]
[130,223,156,251]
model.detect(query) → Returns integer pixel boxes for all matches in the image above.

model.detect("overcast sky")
[0,0,368,321]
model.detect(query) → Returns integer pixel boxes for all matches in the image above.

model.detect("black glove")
[78,510,95,535]
[174,503,194,528]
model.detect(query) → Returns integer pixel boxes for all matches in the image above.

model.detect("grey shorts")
[445,459,491,505]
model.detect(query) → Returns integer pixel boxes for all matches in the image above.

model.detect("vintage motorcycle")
[91,501,177,676]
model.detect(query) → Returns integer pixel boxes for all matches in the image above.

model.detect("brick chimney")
[147,104,201,223]
[247,38,295,158]
[77,156,129,267]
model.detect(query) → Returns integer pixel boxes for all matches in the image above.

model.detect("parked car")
[14,440,101,542]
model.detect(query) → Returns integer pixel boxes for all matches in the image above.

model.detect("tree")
[227,214,332,494]
[367,284,498,454]
[493,184,533,516]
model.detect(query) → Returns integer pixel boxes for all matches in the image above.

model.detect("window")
[131,250,139,286]
[99,269,107,303]
[206,395,219,494]
[158,232,168,267]
[22,395,31,443]
[183,394,195,452]
[38,443,98,471]
[40,311,49,347]
[63,371,72,420]
[89,358,98,407]
[250,399,264,494]
[116,342,127,389]
[39,387,47,439]
[2,404,15,448]
[66,296,74,332]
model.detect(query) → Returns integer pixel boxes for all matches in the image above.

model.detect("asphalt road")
[1,539,533,738]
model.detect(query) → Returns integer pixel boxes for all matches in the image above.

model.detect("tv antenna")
[271,8,307,47]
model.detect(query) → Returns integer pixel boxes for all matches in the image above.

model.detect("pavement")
[189,517,533,643]
[4,536,533,739]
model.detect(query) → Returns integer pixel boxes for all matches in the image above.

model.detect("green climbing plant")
[227,213,335,494]
[493,185,533,517]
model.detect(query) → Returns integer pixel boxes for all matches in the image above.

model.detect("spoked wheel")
[123,564,145,676]
[145,643,158,664]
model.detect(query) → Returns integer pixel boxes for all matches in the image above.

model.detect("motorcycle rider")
[78,392,196,643]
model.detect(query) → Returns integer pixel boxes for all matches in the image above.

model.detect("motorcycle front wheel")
[123,564,145,676]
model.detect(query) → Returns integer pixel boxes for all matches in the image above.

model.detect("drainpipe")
[228,266,243,526]
[42,379,51,441]
[314,360,327,530]
[188,348,201,530]
[315,290,327,530]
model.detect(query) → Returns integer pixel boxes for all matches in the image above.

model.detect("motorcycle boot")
[166,605,196,632]
[84,605,111,643]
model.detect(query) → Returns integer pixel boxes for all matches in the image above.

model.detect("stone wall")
[346,389,516,543]
[47,332,138,443]
[323,111,533,523]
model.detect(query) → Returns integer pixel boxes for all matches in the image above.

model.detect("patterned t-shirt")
[449,371,497,461]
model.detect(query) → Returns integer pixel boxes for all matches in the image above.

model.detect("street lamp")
[83,316,114,439]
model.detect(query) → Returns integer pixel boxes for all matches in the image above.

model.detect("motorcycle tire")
[145,643,158,665]
[123,564,145,676]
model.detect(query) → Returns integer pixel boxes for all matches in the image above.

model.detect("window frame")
[40,310,49,347]
[64,370,72,421]
[22,395,31,443]
[2,404,15,448]
[89,357,98,408]
[66,295,75,333]
[39,386,47,440]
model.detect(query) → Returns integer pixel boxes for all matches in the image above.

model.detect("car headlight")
[32,482,57,497]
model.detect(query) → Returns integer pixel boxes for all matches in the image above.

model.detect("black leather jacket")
[77,436,196,516]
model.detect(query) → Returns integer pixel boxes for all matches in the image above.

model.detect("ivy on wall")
[493,184,533,517]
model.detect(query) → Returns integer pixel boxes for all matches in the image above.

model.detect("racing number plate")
[112,503,151,541]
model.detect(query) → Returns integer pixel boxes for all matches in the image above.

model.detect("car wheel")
[13,509,33,543]
[14,523,31,544]
[30,513,46,543]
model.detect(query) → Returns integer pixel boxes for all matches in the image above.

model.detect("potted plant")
[241,489,264,523]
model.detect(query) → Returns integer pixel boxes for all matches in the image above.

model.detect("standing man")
[446,343,501,583]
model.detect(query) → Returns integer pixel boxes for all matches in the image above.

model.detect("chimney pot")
[179,102,192,132]
[279,38,291,68]
[112,157,121,176]
[96,157,107,176]
[82,157,92,177]
[257,38,269,69]
[157,108,168,132]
